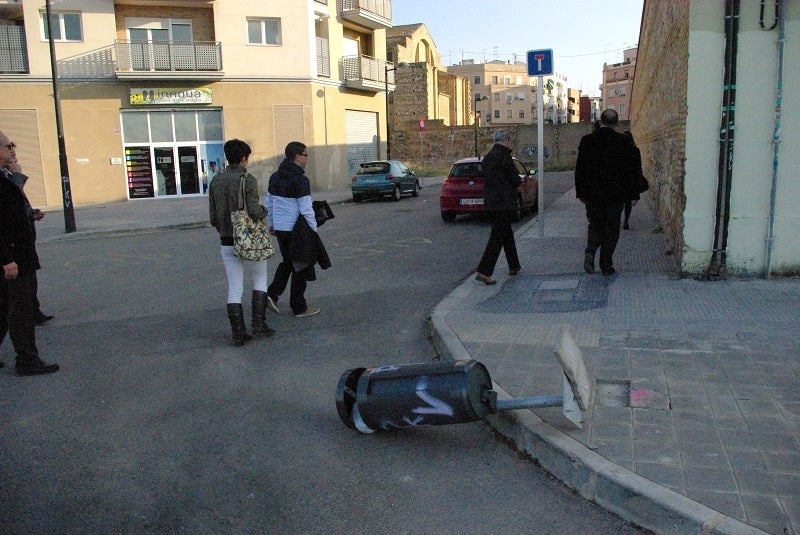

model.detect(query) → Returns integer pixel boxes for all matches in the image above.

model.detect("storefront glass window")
[121,113,149,143]
[150,112,174,142]
[198,110,223,140]
[174,113,197,141]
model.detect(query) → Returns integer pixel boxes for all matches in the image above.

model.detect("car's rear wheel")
[511,195,523,222]
[391,185,401,201]
[441,211,457,223]
[411,181,419,197]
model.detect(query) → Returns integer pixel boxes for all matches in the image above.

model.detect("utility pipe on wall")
[764,0,785,279]
[703,0,740,280]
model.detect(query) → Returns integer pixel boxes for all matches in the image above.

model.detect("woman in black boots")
[209,139,274,346]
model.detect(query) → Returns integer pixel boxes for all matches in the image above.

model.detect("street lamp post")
[474,95,489,157]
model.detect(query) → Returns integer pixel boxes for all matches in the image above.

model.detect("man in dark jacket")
[266,141,321,317]
[575,109,639,275]
[0,129,59,376]
[475,129,522,285]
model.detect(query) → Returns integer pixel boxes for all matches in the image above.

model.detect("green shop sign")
[130,88,212,105]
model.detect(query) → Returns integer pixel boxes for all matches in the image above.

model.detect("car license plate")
[460,198,483,205]
[361,178,381,184]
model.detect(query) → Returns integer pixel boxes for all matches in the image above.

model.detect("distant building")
[601,47,636,121]
[447,61,569,125]
[386,24,470,132]
[579,96,601,123]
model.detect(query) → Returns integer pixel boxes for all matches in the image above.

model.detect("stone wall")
[630,1,689,266]
[390,120,627,174]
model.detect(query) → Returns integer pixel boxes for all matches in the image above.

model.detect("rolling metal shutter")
[345,110,378,177]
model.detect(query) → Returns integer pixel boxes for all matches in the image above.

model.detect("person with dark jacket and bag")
[0,129,59,375]
[265,142,321,318]
[209,138,274,346]
[475,129,522,285]
[575,109,640,275]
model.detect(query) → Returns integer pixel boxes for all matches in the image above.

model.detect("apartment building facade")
[0,0,394,207]
[447,60,569,126]
[601,47,636,121]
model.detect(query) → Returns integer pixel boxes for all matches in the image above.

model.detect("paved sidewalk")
[432,189,799,535]
[33,181,798,535]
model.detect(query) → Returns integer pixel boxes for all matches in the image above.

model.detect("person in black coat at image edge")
[574,108,640,276]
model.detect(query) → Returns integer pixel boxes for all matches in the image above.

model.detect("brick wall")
[390,120,626,174]
[629,0,689,265]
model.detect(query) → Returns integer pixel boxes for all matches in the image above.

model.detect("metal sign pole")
[537,75,545,237]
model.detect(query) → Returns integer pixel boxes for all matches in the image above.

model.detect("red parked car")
[439,157,538,222]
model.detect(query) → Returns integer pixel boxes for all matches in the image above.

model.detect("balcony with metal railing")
[338,0,392,29]
[0,25,28,74]
[342,55,394,93]
[114,40,223,80]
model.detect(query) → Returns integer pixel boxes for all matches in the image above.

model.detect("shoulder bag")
[231,174,274,261]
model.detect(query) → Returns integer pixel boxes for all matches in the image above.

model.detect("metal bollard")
[336,360,494,433]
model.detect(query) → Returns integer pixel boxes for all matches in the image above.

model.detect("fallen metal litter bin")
[336,329,591,433]
[336,360,494,433]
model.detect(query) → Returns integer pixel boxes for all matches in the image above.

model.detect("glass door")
[154,147,177,196]
[177,146,200,194]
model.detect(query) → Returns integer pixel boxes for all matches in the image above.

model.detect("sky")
[390,0,643,97]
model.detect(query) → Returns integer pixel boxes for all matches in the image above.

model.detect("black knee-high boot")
[226,303,252,346]
[251,291,275,338]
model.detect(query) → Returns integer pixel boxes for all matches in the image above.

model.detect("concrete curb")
[38,222,211,243]
[429,307,768,535]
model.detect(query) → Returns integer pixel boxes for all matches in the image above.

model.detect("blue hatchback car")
[351,160,419,202]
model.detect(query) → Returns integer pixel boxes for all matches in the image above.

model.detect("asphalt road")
[1,179,648,534]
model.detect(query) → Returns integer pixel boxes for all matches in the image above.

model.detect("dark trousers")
[623,200,632,225]
[585,202,624,271]
[0,270,40,362]
[268,230,308,315]
[477,210,520,277]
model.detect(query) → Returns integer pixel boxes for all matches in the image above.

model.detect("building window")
[40,11,82,42]
[519,110,525,119]
[248,18,282,45]
[619,103,625,115]
[473,75,481,84]
[517,92,525,101]
[494,110,500,119]
[506,93,512,104]
[503,76,511,84]
[493,93,500,102]
[506,110,513,119]
[491,75,498,84]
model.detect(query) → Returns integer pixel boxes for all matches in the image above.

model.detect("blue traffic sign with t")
[527,49,554,76]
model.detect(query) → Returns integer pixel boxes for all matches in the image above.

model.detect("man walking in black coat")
[575,109,639,275]
[0,129,59,376]
[475,129,522,285]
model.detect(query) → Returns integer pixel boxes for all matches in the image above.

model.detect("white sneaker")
[266,295,280,314]
[294,307,320,318]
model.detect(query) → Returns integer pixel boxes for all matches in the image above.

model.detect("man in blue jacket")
[0,129,59,375]
[575,109,639,275]
[265,142,320,318]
